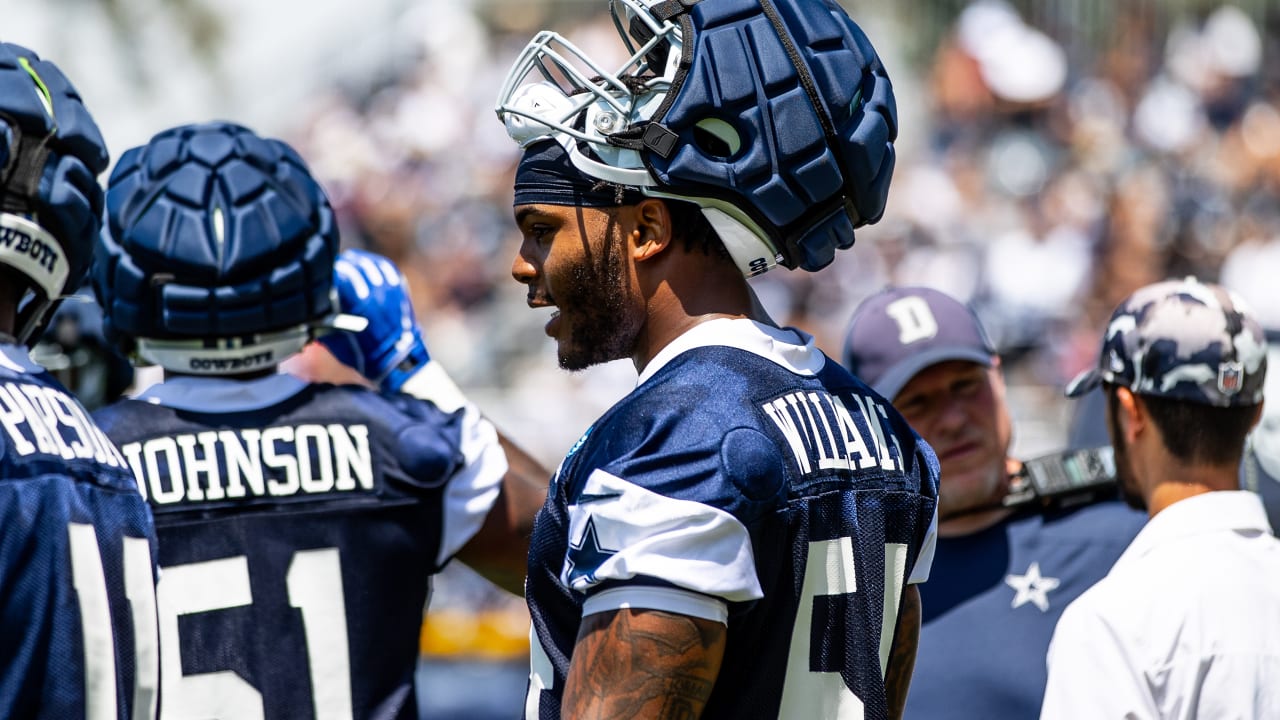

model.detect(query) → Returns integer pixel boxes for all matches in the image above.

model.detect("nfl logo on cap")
[1219,361,1243,396]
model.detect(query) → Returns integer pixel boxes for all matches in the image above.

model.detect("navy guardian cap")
[94,122,364,375]
[495,0,898,278]
[0,42,110,345]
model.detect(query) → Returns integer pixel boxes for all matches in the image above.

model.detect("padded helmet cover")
[495,0,897,275]
[94,122,339,372]
[0,42,110,344]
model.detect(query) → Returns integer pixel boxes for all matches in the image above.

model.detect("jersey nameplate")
[0,380,127,468]
[761,390,902,476]
[119,423,374,506]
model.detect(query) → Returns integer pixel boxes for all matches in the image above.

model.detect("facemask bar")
[496,0,786,279]
[501,31,633,118]
[609,0,676,60]
[495,0,681,150]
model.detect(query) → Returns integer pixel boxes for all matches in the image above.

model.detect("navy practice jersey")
[0,342,159,720]
[93,373,508,720]
[907,500,1146,719]
[524,319,939,720]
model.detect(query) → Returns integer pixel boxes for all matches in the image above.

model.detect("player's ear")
[1115,386,1145,443]
[631,198,673,263]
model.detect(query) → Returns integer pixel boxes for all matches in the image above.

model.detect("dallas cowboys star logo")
[566,516,617,585]
[1005,562,1060,612]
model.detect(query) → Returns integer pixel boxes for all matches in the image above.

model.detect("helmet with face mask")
[495,0,898,277]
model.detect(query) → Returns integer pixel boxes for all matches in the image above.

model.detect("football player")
[91,122,546,720]
[0,43,160,719]
[494,1,939,718]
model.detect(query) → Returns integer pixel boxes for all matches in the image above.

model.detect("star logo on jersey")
[566,516,617,586]
[1005,562,1060,612]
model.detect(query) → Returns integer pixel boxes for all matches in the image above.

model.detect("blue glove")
[319,248,431,392]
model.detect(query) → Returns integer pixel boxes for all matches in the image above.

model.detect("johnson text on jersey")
[118,424,375,505]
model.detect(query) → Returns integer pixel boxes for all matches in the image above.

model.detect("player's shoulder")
[0,362,137,492]
[559,386,781,518]
[100,376,459,429]
[308,382,462,425]
[91,394,143,426]
[637,346,760,402]
[0,353,62,395]
[309,384,468,477]
[630,343,857,419]
[589,370,776,479]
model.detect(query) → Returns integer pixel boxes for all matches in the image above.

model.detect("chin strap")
[648,0,700,22]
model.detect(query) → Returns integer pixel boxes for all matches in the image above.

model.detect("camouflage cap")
[1066,277,1267,407]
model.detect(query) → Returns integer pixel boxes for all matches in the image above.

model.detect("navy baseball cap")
[1066,277,1267,407]
[843,286,996,399]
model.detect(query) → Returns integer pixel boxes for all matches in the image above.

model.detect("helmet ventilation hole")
[693,118,741,158]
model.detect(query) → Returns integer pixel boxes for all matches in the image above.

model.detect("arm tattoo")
[884,584,922,720]
[563,608,727,720]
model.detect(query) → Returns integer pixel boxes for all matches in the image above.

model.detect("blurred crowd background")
[10,0,1280,717]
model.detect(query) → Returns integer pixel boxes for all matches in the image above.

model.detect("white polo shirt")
[1041,491,1280,720]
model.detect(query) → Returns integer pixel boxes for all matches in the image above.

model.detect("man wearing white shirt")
[1042,277,1280,719]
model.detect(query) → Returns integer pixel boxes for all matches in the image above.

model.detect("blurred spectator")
[844,286,1145,719]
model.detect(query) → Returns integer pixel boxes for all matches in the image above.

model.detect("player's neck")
[0,292,17,337]
[631,250,766,374]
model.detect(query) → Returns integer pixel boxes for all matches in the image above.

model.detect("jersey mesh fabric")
[0,352,156,719]
[94,382,474,720]
[524,344,937,719]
